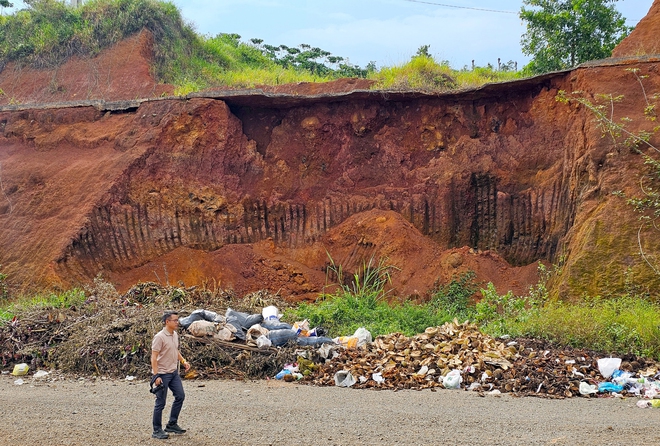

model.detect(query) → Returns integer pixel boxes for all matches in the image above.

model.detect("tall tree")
[520,0,631,74]
[0,0,13,7]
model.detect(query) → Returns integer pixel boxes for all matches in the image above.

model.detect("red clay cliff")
[2,2,660,301]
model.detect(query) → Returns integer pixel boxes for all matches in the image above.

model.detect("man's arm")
[151,350,162,384]
[177,351,191,372]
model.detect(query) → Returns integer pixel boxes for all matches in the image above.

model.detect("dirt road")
[2,373,659,446]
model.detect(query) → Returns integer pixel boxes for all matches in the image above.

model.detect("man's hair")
[162,311,178,324]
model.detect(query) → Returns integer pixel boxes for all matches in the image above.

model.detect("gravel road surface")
[2,374,660,445]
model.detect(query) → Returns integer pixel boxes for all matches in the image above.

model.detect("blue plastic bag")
[598,382,624,393]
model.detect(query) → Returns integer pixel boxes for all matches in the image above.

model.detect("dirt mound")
[612,0,660,58]
[0,30,173,105]
[105,209,538,301]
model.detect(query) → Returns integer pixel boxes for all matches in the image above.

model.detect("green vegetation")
[0,289,86,322]
[557,68,660,276]
[0,0,525,95]
[291,259,660,359]
[3,259,660,359]
[370,50,521,92]
[0,268,7,300]
[520,0,631,74]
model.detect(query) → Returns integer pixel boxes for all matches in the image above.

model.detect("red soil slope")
[0,30,173,106]
[2,3,660,301]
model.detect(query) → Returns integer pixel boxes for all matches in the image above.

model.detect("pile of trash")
[0,286,307,380]
[179,306,333,349]
[309,320,518,391]
[3,281,660,404]
[300,320,660,401]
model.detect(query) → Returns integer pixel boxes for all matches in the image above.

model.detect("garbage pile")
[309,320,519,391]
[304,320,660,400]
[179,306,333,349]
[0,285,305,380]
[3,281,660,404]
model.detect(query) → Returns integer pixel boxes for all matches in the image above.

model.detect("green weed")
[0,289,86,323]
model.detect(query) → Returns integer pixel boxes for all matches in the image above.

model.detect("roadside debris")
[2,283,660,404]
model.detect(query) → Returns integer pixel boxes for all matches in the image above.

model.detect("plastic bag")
[213,323,237,341]
[256,335,272,349]
[267,329,298,347]
[334,370,356,387]
[597,357,621,379]
[598,382,624,393]
[353,327,372,347]
[579,382,598,395]
[262,305,282,322]
[178,309,225,329]
[225,308,263,330]
[246,324,270,346]
[12,363,29,376]
[333,336,359,349]
[333,327,373,349]
[442,369,462,389]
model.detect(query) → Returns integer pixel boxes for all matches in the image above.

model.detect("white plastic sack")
[262,305,282,321]
[256,335,272,349]
[334,370,356,387]
[442,369,462,389]
[597,357,621,379]
[579,382,598,395]
[318,343,338,359]
[353,327,372,347]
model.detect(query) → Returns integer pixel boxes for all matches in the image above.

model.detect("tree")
[520,0,631,74]
[0,0,13,7]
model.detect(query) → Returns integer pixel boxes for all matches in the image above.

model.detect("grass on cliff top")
[0,0,523,96]
[369,56,521,92]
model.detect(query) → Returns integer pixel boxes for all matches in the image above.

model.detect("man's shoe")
[152,429,169,439]
[165,423,186,434]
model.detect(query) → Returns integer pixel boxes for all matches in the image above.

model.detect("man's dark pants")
[152,371,185,432]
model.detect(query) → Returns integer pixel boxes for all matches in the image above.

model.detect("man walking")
[151,311,191,439]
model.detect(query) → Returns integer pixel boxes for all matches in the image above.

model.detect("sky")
[1,0,655,70]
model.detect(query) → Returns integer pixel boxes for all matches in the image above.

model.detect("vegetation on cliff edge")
[0,0,521,94]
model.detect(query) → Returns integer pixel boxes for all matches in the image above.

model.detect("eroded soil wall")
[1,62,660,299]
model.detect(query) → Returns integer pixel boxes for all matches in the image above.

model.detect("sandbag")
[188,320,216,337]
[179,309,225,329]
[267,329,298,347]
[261,320,293,330]
[295,336,334,347]
[225,308,263,330]
[214,323,237,341]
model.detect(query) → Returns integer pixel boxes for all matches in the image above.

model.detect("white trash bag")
[334,370,356,387]
[597,357,621,379]
[442,369,462,389]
